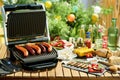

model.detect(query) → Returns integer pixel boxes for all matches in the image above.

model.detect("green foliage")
[0,15,2,22]
[46,1,95,40]
[0,15,2,26]
[3,0,13,5]
[48,18,70,40]
[4,0,35,5]
[16,0,35,4]
[102,7,113,15]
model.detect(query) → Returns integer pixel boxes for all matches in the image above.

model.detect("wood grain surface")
[0,43,120,80]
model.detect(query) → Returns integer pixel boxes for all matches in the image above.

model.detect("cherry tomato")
[92,64,98,69]
[86,53,93,58]
[88,68,94,72]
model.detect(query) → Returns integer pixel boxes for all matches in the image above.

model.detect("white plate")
[57,45,77,60]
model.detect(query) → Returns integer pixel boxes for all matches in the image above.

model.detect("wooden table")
[0,43,120,80]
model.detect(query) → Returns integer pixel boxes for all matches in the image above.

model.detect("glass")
[108,18,118,50]
[80,25,85,41]
[102,35,108,49]
[94,39,102,49]
[88,25,93,42]
[84,32,91,48]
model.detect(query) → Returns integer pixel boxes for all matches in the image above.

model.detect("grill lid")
[7,10,46,39]
[2,4,50,45]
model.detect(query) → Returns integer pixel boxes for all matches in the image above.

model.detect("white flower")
[93,6,101,14]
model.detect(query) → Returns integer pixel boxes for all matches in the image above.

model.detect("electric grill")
[2,3,58,70]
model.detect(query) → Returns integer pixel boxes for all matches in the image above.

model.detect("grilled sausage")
[37,44,46,53]
[25,45,35,55]
[41,42,52,52]
[27,44,41,54]
[15,45,29,57]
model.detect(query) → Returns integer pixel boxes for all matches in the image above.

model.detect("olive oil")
[80,25,85,41]
[88,25,93,43]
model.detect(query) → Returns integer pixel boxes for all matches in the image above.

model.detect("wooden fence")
[100,0,120,35]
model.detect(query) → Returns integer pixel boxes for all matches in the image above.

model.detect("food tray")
[62,60,106,76]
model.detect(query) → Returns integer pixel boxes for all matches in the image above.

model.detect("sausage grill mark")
[15,45,29,57]
[15,42,53,57]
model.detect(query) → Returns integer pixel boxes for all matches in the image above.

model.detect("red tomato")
[67,14,75,22]
[86,53,93,58]
[91,64,98,69]
[88,68,94,72]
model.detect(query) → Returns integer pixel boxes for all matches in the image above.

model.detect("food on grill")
[37,44,47,53]
[25,45,35,55]
[15,45,29,57]
[14,42,53,57]
[27,44,41,54]
[41,42,52,52]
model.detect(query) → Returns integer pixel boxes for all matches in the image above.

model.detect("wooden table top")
[0,43,120,80]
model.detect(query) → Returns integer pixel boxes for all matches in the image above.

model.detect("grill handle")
[4,3,44,11]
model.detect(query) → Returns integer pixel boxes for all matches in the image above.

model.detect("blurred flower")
[67,14,76,22]
[55,15,61,20]
[0,0,3,23]
[92,13,99,23]
[0,0,3,7]
[93,6,101,14]
[96,24,106,38]
[45,1,52,9]
[98,28,102,32]
[73,5,78,12]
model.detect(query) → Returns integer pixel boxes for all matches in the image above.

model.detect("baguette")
[109,56,120,65]
[94,49,112,58]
